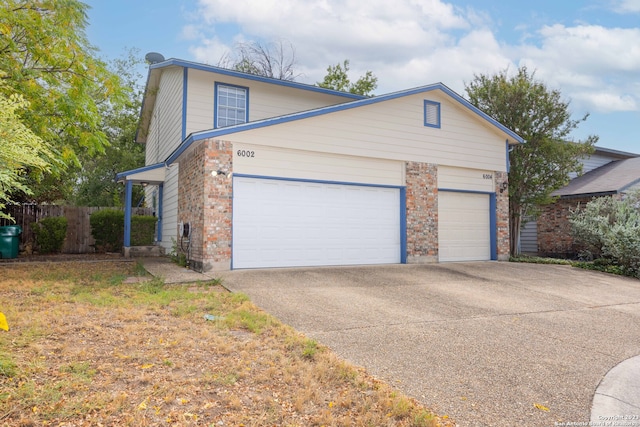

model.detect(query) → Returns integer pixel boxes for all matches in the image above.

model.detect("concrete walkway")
[591,355,640,425]
[137,257,218,284]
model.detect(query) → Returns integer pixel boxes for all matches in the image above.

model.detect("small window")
[424,100,441,128]
[215,83,248,128]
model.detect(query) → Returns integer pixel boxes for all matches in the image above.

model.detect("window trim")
[214,82,249,128]
[423,100,441,128]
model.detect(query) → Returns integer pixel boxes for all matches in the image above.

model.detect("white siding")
[146,67,184,165]
[233,143,404,186]
[185,69,356,136]
[438,166,495,192]
[159,165,179,251]
[228,91,509,172]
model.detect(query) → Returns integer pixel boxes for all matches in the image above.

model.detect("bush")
[570,192,640,278]
[32,216,68,254]
[131,215,156,246]
[90,209,124,252]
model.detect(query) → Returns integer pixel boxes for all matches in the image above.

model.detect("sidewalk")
[137,257,218,284]
[591,356,640,423]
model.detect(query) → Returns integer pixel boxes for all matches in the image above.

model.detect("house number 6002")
[237,150,255,158]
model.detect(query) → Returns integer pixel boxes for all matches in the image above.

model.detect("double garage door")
[232,177,401,269]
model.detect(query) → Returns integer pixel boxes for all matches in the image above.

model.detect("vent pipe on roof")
[145,52,165,65]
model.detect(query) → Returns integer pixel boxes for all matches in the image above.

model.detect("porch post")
[157,183,163,242]
[124,180,133,254]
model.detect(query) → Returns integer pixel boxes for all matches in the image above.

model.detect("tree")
[0,0,127,203]
[317,60,378,96]
[218,40,299,81]
[72,50,146,207]
[0,79,55,220]
[464,67,597,255]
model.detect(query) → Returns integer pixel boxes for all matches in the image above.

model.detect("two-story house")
[117,58,523,271]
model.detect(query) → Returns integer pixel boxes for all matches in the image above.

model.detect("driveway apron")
[220,262,640,427]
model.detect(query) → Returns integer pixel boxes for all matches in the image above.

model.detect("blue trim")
[233,173,404,189]
[165,82,524,166]
[424,100,441,128]
[400,187,407,264]
[157,183,164,242]
[182,68,188,140]
[214,82,249,129]
[150,58,365,100]
[116,162,165,181]
[489,193,497,260]
[230,174,405,269]
[438,188,498,261]
[124,181,133,247]
[438,188,494,195]
[506,140,511,173]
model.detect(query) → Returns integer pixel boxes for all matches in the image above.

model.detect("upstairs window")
[215,83,248,128]
[424,100,441,128]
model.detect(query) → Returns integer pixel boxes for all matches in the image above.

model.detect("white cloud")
[611,0,640,13]
[183,0,640,115]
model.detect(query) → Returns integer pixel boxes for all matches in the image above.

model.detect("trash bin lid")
[0,225,22,236]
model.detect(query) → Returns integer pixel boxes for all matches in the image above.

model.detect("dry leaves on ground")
[0,260,455,426]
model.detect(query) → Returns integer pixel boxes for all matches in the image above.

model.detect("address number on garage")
[236,150,255,158]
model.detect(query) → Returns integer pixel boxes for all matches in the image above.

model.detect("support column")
[157,183,164,242]
[123,180,132,257]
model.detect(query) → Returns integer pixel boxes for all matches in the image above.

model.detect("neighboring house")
[522,147,640,256]
[117,58,522,271]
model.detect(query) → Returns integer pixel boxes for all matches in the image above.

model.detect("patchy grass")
[511,255,639,279]
[0,261,454,426]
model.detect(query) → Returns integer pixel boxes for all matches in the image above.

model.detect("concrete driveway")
[220,262,640,426]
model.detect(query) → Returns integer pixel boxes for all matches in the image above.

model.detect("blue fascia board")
[232,173,405,190]
[165,82,524,165]
[149,58,366,100]
[116,162,165,181]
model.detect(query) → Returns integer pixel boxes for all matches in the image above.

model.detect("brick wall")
[202,139,233,271]
[405,162,438,263]
[177,143,206,270]
[177,138,232,272]
[495,171,510,260]
[538,196,592,257]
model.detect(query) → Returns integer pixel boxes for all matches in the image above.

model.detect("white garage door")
[232,177,401,269]
[438,191,491,262]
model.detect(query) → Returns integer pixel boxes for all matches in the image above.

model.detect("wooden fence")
[0,205,153,254]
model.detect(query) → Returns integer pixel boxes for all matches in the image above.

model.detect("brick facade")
[538,196,593,257]
[494,171,510,260]
[405,162,438,263]
[178,139,232,272]
[178,143,510,270]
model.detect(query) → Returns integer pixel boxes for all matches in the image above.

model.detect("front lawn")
[0,261,453,426]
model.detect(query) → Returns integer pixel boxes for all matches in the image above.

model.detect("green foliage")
[32,217,68,254]
[89,209,124,252]
[72,49,146,207]
[0,0,128,203]
[131,215,156,246]
[464,66,596,255]
[569,192,640,277]
[317,59,378,96]
[170,237,187,267]
[0,79,55,220]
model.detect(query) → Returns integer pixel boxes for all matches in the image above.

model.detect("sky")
[86,0,640,153]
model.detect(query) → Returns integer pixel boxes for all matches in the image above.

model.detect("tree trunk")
[510,206,523,256]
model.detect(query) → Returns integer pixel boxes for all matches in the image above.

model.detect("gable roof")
[553,157,640,198]
[136,58,365,143]
[165,82,525,165]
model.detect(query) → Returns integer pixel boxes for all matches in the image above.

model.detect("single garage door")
[438,191,490,262]
[232,176,401,269]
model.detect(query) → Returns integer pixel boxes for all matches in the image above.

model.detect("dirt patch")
[0,261,454,426]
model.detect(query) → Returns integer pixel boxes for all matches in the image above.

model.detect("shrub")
[570,191,640,278]
[90,209,124,252]
[32,216,68,253]
[131,215,156,246]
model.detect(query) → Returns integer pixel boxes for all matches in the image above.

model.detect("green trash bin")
[0,225,22,259]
